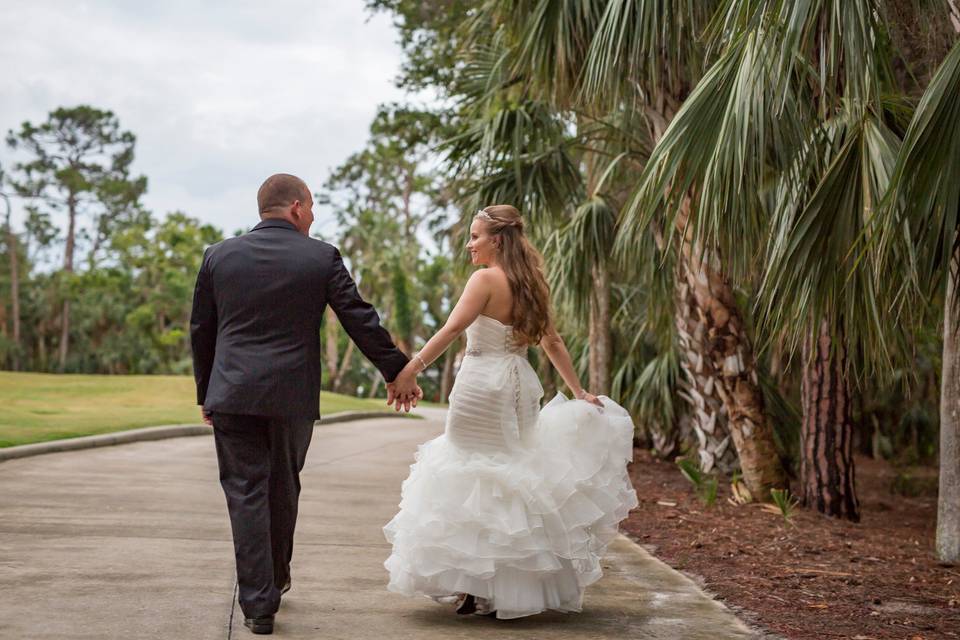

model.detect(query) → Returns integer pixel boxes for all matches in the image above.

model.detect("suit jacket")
[189,218,409,418]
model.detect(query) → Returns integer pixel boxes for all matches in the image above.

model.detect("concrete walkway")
[0,412,756,639]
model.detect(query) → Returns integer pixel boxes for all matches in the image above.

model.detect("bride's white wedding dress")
[383,315,638,619]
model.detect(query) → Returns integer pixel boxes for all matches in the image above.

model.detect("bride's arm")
[393,270,491,383]
[540,326,603,406]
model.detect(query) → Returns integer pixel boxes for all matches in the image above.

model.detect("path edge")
[0,410,412,463]
[617,532,769,638]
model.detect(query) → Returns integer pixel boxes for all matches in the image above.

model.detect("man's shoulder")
[202,236,230,260]
[205,233,338,257]
[311,238,338,253]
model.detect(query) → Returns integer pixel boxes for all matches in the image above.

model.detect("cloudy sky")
[1,0,416,239]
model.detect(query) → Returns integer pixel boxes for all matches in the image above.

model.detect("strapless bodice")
[464,315,526,358]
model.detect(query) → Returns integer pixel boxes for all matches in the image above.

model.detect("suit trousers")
[211,413,315,618]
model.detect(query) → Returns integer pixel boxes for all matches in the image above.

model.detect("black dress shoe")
[243,615,274,634]
[456,594,478,615]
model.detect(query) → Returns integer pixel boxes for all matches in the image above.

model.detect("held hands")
[200,409,213,426]
[386,363,423,413]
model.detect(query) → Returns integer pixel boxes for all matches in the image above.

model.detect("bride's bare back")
[478,267,514,325]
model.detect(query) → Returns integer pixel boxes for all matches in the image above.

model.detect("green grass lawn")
[0,372,395,448]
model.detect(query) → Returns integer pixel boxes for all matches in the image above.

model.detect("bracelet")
[413,354,427,372]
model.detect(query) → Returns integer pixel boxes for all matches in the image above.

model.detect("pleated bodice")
[444,315,543,454]
[463,314,526,357]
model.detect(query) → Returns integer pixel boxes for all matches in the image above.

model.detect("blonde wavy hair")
[476,205,552,345]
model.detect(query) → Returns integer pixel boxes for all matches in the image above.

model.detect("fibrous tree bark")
[800,317,860,521]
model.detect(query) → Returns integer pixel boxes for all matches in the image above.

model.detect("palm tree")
[477,0,788,495]
[441,28,639,407]
[619,0,931,520]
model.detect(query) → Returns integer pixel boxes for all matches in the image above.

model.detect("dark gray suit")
[190,218,408,618]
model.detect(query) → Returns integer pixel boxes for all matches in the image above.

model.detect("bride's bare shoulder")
[469,267,506,284]
[469,267,507,296]
[479,266,508,282]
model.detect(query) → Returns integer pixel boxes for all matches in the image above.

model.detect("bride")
[383,204,638,620]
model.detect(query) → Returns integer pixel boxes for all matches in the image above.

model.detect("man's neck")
[260,214,296,226]
[260,214,306,235]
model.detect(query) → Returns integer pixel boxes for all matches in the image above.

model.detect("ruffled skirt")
[383,394,638,619]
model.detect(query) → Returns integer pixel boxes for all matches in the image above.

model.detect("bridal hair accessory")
[476,209,524,231]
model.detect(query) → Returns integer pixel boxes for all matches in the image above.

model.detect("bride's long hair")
[477,205,551,345]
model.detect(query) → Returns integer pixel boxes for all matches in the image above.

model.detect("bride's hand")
[387,363,421,411]
[574,389,603,407]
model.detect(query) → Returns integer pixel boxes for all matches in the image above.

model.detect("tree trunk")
[800,317,860,521]
[676,236,787,496]
[674,254,737,473]
[2,195,20,370]
[37,329,47,371]
[588,262,612,395]
[368,374,383,399]
[332,341,355,393]
[58,193,77,371]
[647,102,784,493]
[580,121,613,397]
[11,284,19,366]
[324,307,339,389]
[938,250,960,563]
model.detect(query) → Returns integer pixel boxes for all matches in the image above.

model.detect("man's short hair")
[257,174,309,215]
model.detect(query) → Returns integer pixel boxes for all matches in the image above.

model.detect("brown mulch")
[621,451,960,640]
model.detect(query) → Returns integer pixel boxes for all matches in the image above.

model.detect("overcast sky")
[0,0,415,240]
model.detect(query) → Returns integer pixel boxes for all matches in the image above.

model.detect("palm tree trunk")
[674,252,737,473]
[800,317,860,521]
[681,232,788,496]
[649,103,785,492]
[674,215,787,497]
[938,249,960,562]
[588,262,612,395]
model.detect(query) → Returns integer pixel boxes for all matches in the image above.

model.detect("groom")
[190,173,421,634]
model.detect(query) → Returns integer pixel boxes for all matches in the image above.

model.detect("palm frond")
[615,27,799,279]
[758,110,902,375]
[548,195,616,316]
[880,37,960,297]
[582,0,719,107]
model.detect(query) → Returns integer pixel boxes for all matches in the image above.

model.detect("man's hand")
[201,409,213,426]
[387,373,422,413]
[394,385,423,412]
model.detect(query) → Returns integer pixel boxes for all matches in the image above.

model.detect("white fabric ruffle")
[383,393,638,619]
